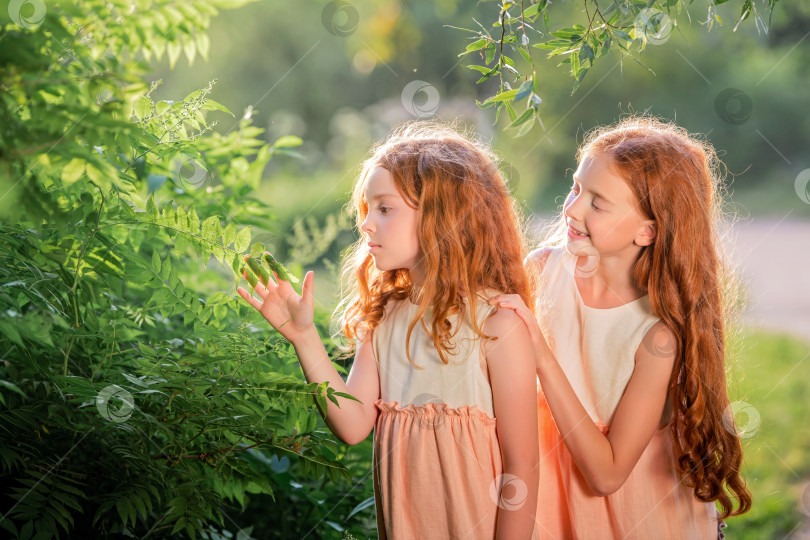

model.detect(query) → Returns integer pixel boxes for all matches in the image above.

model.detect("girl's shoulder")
[524,245,561,276]
[481,304,525,336]
[375,295,415,328]
[474,288,525,338]
[478,301,532,367]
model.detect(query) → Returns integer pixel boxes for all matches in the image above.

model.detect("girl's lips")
[567,226,589,239]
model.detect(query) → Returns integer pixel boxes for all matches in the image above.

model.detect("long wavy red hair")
[543,116,751,517]
[334,121,532,365]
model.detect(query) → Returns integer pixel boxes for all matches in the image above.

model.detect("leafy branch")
[453,0,781,136]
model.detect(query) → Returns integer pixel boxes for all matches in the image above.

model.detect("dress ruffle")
[375,399,497,425]
[373,399,502,540]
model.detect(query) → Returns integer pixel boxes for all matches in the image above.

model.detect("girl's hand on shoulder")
[488,294,549,358]
[237,252,315,344]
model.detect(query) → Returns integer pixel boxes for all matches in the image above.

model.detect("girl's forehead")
[577,153,618,179]
[576,153,637,204]
[362,166,400,200]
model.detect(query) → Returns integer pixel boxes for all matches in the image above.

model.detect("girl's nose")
[563,192,581,221]
[360,214,374,234]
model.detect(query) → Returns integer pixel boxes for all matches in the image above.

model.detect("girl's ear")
[635,220,656,247]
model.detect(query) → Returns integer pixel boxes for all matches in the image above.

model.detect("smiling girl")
[492,117,751,538]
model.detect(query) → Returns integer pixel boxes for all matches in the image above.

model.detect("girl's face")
[563,153,655,258]
[360,166,420,273]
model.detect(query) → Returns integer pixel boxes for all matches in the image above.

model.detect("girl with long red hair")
[492,116,751,538]
[238,122,540,539]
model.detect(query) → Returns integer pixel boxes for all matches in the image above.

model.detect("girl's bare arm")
[490,258,676,496]
[483,308,540,539]
[289,326,379,445]
[238,267,379,445]
[529,319,674,495]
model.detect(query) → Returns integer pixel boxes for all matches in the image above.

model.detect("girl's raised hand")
[488,294,550,358]
[236,252,315,344]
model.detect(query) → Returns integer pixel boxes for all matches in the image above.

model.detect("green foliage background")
[1,0,808,538]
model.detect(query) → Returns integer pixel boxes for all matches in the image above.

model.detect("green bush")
[0,1,371,537]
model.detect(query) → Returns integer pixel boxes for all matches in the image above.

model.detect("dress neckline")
[405,288,497,307]
[573,275,648,311]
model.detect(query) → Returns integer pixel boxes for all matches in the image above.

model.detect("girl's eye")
[379,206,391,214]
[591,201,600,211]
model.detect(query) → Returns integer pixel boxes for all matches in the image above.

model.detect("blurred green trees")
[149,0,808,261]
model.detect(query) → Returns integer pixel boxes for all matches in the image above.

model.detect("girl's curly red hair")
[572,116,751,518]
[334,121,532,365]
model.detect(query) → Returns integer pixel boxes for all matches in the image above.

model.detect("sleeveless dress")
[532,247,721,539]
[371,290,506,540]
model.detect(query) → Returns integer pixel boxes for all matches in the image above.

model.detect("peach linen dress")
[532,247,721,539]
[371,291,506,540]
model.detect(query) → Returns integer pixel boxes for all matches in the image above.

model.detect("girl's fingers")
[253,279,268,297]
[302,271,315,306]
[237,287,262,310]
[488,294,522,305]
[496,301,538,330]
[261,266,279,288]
[268,270,285,292]
[241,267,267,297]
[246,255,277,288]
[499,302,528,318]
[271,271,297,298]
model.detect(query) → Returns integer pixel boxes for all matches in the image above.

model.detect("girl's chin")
[565,237,598,257]
[370,260,393,272]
